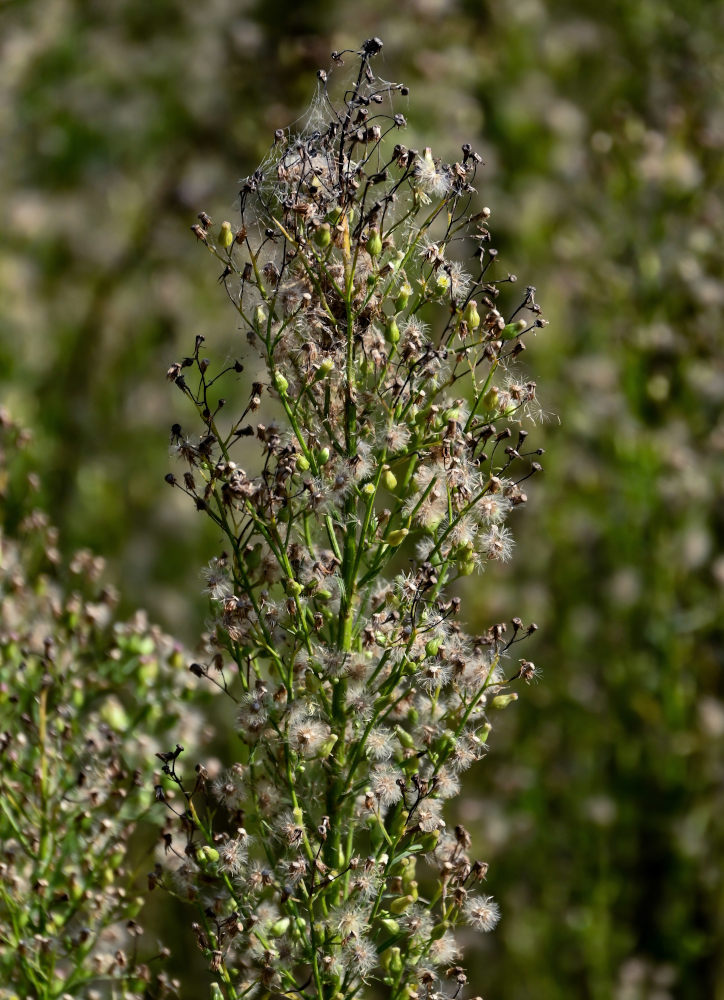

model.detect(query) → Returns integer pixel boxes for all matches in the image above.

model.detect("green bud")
[425,637,441,657]
[196,846,220,867]
[385,318,400,345]
[381,946,403,974]
[401,755,420,777]
[254,304,267,332]
[366,228,382,258]
[394,282,412,312]
[314,223,332,248]
[318,447,330,464]
[379,917,401,936]
[269,916,291,937]
[386,528,408,547]
[430,919,450,940]
[326,204,343,224]
[382,468,398,490]
[273,371,289,395]
[463,300,481,329]
[388,808,407,840]
[293,806,304,826]
[389,893,415,915]
[296,455,310,472]
[318,357,334,377]
[126,896,144,919]
[458,556,476,576]
[217,220,234,249]
[483,386,499,410]
[501,318,527,340]
[100,697,129,732]
[417,829,440,853]
[489,692,519,710]
[286,579,303,597]
[402,858,417,890]
[394,724,416,749]
[211,985,224,1000]
[319,732,339,757]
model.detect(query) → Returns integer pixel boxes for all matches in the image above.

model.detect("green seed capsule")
[501,318,528,340]
[314,223,332,248]
[386,528,408,547]
[489,692,519,710]
[459,557,476,576]
[389,893,415,915]
[382,946,403,974]
[296,455,310,472]
[196,846,220,867]
[463,300,481,329]
[483,386,499,410]
[273,371,289,395]
[254,305,267,332]
[417,830,440,853]
[385,318,400,345]
[366,228,383,257]
[382,468,398,490]
[269,916,291,937]
[379,917,400,936]
[318,447,330,464]
[395,282,412,312]
[395,725,416,749]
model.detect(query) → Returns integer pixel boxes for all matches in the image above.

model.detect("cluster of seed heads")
[161,39,545,1000]
[0,410,197,1000]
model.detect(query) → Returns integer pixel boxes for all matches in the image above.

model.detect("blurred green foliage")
[2,0,722,998]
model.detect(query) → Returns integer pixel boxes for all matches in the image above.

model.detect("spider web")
[238,42,406,232]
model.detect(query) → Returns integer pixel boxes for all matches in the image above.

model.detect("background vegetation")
[2,1,722,998]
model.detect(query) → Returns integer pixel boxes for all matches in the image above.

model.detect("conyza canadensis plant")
[159,37,546,1000]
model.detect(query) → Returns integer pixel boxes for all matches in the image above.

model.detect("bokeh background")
[2,0,723,997]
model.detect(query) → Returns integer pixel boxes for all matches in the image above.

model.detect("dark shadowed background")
[2,0,723,997]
